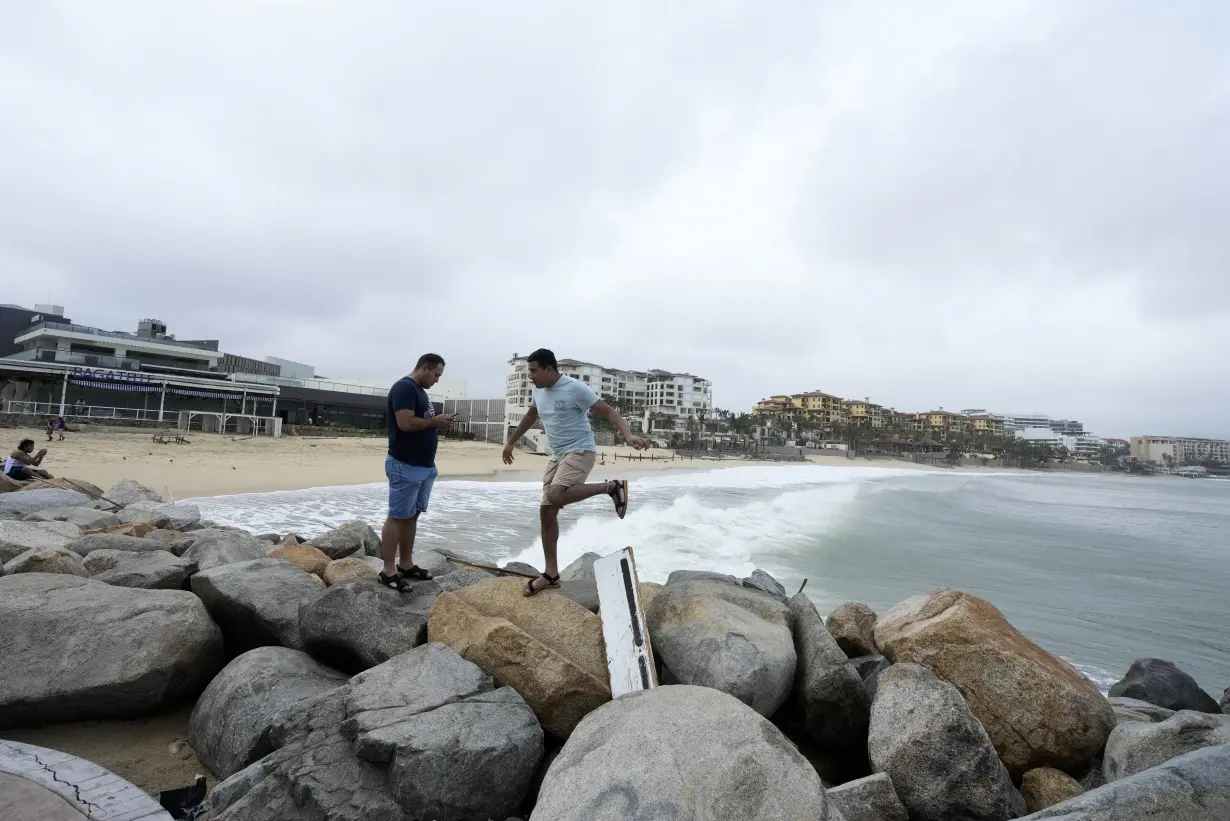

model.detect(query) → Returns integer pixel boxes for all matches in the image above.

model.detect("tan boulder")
[428,577,610,737]
[826,601,879,657]
[0,474,24,493]
[269,545,331,577]
[1021,767,1083,812]
[279,533,302,546]
[874,588,1115,777]
[3,546,88,576]
[637,581,664,613]
[323,556,380,586]
[86,522,157,538]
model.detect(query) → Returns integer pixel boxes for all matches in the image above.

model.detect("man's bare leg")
[396,515,419,571]
[548,481,616,507]
[531,505,561,594]
[380,516,405,576]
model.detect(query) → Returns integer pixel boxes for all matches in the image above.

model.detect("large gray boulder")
[189,646,348,779]
[123,500,201,530]
[788,591,870,753]
[203,643,542,821]
[559,551,601,582]
[0,488,91,520]
[310,519,382,560]
[3,545,88,576]
[1103,710,1230,782]
[67,532,170,557]
[299,577,439,673]
[104,478,165,506]
[827,773,908,821]
[192,559,325,653]
[23,506,121,529]
[1108,658,1222,714]
[646,579,796,716]
[1023,743,1230,820]
[826,601,879,657]
[144,528,199,556]
[1108,696,1175,724]
[665,569,739,586]
[869,663,1025,821]
[435,565,499,592]
[84,549,197,589]
[0,520,81,562]
[0,574,223,728]
[533,684,845,821]
[181,528,269,571]
[743,568,788,602]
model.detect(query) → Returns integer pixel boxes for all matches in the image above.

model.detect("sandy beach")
[0,424,971,499]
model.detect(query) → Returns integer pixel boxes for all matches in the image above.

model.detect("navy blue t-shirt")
[387,377,437,467]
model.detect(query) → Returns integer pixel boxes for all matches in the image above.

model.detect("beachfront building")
[919,409,970,436]
[841,398,886,428]
[0,304,486,434]
[503,354,713,439]
[967,413,1006,438]
[1131,435,1230,465]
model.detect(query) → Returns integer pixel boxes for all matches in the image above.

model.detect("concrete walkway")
[0,740,171,821]
[0,772,89,820]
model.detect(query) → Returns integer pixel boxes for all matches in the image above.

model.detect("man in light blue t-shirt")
[503,348,649,596]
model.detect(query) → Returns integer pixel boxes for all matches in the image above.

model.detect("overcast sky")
[3,1,1227,438]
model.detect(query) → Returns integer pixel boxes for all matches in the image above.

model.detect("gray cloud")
[2,0,1227,438]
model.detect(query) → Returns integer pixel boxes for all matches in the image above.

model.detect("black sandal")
[398,564,433,581]
[607,479,629,519]
[523,572,560,597]
[378,571,412,592]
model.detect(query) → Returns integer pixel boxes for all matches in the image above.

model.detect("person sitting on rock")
[5,438,52,481]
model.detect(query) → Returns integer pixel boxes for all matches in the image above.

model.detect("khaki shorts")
[541,451,597,506]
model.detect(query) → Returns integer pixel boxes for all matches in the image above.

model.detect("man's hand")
[36,448,47,457]
[435,413,457,429]
[626,435,650,450]
[502,442,516,465]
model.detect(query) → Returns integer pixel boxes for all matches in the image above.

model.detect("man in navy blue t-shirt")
[380,353,456,592]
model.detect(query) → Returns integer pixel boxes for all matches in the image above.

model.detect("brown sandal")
[523,572,560,597]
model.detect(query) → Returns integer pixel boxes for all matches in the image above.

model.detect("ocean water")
[189,466,1230,696]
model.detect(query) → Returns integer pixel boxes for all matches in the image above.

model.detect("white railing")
[0,401,173,422]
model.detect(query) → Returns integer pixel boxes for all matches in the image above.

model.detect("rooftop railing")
[17,321,220,352]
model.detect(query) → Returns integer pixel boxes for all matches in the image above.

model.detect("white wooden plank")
[594,546,658,698]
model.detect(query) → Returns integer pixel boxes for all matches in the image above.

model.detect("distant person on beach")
[380,353,456,592]
[5,438,52,481]
[502,348,649,596]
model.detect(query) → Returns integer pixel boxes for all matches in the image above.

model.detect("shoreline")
[3,424,1036,500]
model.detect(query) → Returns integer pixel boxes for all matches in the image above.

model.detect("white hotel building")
[504,354,712,439]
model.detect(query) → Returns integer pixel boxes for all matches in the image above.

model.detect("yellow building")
[842,397,886,428]
[967,414,1005,438]
[798,391,843,425]
[920,409,970,436]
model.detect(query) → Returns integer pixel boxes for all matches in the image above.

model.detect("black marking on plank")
[620,557,644,648]
[638,654,651,689]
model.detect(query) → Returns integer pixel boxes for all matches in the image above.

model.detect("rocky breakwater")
[4,492,1230,821]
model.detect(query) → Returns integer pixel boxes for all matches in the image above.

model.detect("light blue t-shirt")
[532,375,599,457]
